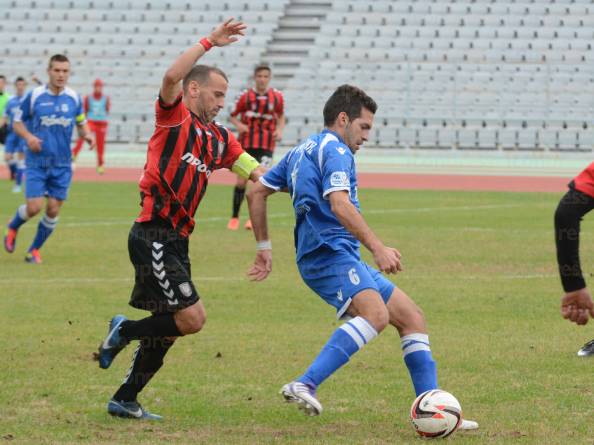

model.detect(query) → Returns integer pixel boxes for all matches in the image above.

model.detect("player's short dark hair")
[0,75,5,80]
[182,65,228,91]
[254,64,271,75]
[48,54,70,68]
[15,76,25,83]
[323,84,377,126]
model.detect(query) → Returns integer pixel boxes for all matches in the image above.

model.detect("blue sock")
[15,160,25,186]
[29,215,58,251]
[7,160,17,178]
[297,316,378,389]
[8,204,30,231]
[401,333,438,396]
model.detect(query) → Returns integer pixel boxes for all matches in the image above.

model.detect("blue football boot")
[98,314,129,369]
[107,399,162,420]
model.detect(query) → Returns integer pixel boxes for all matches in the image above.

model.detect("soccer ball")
[410,389,462,438]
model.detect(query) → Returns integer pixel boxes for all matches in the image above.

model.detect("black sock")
[113,336,175,402]
[119,313,182,342]
[232,186,246,218]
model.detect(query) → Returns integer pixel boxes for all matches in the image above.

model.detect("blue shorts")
[4,133,26,154]
[25,165,72,201]
[298,246,396,319]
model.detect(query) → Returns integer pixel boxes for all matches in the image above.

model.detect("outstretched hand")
[561,288,594,325]
[209,18,247,47]
[248,250,272,282]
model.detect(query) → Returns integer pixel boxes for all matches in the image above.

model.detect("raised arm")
[160,18,246,104]
[328,191,402,274]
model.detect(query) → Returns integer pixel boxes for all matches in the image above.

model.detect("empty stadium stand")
[0,0,592,152]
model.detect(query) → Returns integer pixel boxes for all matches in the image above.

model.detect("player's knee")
[399,304,427,334]
[408,304,426,330]
[179,312,206,335]
[46,208,60,218]
[365,306,389,333]
[185,317,205,334]
[26,202,42,217]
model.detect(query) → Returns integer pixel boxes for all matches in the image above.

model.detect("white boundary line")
[5,276,246,284]
[46,204,522,228]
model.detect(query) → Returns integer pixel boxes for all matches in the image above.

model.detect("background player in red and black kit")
[96,19,270,420]
[554,161,594,355]
[227,65,285,230]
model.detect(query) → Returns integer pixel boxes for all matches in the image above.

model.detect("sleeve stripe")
[318,133,338,171]
[322,186,350,199]
[260,176,281,191]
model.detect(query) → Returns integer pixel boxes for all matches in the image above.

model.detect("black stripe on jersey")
[170,124,197,194]
[267,90,277,149]
[257,91,270,149]
[248,90,256,149]
[159,126,180,180]
[211,130,219,161]
[182,127,210,212]
[216,125,229,164]
[150,185,165,220]
[176,215,191,234]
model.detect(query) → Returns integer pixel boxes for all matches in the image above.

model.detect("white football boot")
[280,381,323,416]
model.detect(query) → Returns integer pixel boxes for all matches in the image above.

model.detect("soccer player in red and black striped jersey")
[227,64,285,230]
[95,19,271,420]
[555,161,594,355]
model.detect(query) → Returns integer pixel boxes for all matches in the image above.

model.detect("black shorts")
[246,148,273,168]
[128,220,199,314]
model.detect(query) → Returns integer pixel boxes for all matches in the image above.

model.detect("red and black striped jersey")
[573,161,594,198]
[136,94,244,237]
[230,87,284,152]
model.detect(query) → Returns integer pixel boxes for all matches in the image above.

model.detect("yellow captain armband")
[231,152,260,179]
[76,113,86,124]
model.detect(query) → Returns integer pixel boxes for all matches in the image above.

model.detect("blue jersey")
[4,94,25,133]
[14,85,85,167]
[261,129,360,261]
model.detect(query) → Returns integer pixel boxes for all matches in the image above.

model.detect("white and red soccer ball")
[410,389,462,438]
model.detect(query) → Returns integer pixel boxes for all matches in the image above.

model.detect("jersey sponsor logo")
[180,152,213,177]
[40,115,73,128]
[348,268,361,285]
[330,171,349,187]
[336,146,347,155]
[245,110,273,120]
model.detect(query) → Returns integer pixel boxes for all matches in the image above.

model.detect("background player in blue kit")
[3,54,95,264]
[2,77,28,193]
[246,84,478,429]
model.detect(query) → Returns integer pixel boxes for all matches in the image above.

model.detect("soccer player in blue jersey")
[246,85,478,429]
[2,77,28,193]
[3,54,95,263]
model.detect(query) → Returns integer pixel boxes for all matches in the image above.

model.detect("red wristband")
[199,37,213,51]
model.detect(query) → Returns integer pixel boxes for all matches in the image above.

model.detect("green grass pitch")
[1,180,593,444]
